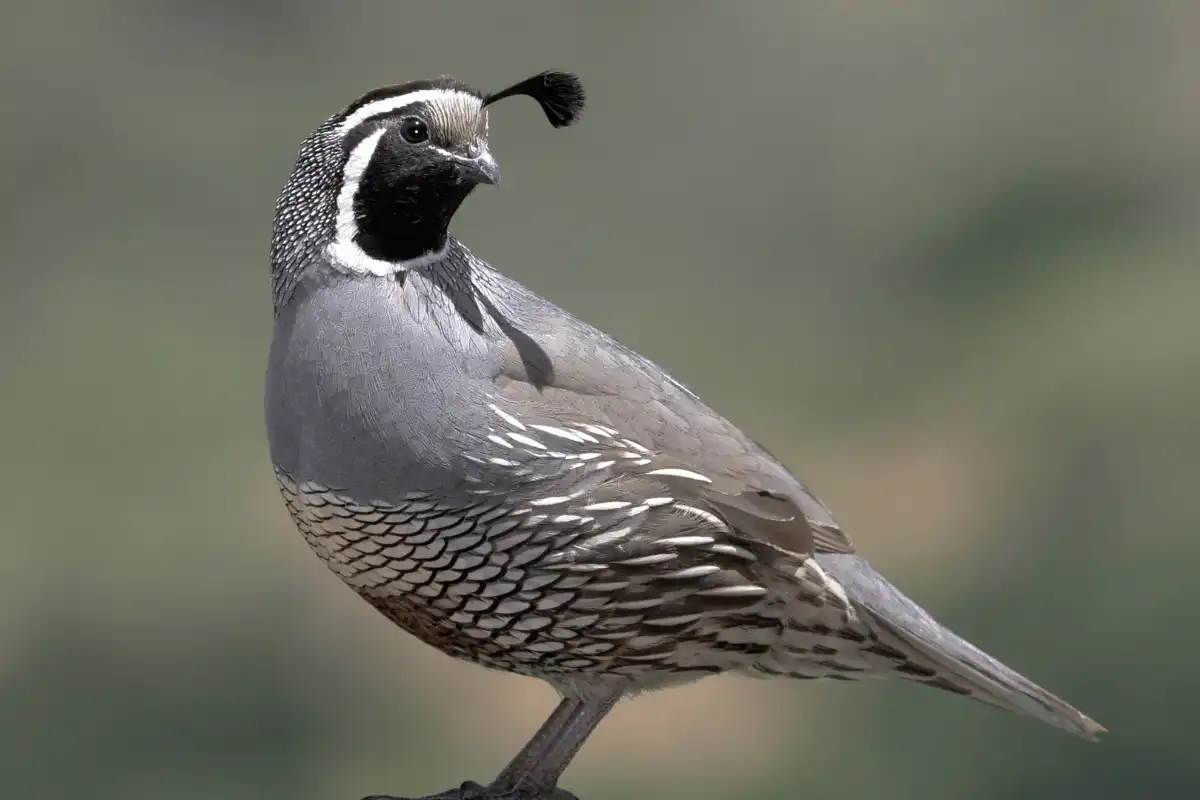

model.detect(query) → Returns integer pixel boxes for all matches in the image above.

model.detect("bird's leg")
[490,685,622,796]
[490,696,585,789]
[362,684,623,800]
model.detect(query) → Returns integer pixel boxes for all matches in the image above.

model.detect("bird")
[265,70,1105,800]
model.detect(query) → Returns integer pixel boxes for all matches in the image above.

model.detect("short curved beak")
[459,138,500,186]
[470,149,500,186]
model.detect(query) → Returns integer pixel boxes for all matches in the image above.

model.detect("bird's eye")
[399,117,429,144]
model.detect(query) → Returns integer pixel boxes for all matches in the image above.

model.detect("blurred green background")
[2,1,1197,798]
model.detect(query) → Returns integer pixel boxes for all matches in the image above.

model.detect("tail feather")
[816,553,1107,741]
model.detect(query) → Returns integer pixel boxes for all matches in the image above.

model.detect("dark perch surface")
[364,782,580,800]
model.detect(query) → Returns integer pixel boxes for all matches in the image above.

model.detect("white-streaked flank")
[488,404,527,431]
[529,495,578,507]
[582,500,632,512]
[580,526,634,549]
[656,535,717,547]
[804,557,856,617]
[645,467,712,483]
[662,564,722,580]
[508,432,548,451]
[529,424,593,444]
[696,585,770,598]
[616,552,677,567]
[673,503,728,530]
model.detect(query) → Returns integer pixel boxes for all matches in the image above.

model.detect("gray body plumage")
[267,242,829,679]
[267,239,1100,736]
[265,72,1102,800]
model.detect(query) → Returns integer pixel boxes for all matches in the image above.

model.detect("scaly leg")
[363,683,625,800]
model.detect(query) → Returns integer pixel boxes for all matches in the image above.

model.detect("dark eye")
[399,117,429,144]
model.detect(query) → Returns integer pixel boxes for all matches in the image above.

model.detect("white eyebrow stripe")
[338,89,482,135]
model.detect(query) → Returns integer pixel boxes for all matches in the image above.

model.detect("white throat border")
[324,126,449,277]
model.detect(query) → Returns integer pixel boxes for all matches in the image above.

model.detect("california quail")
[265,71,1105,800]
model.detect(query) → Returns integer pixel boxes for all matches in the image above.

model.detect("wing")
[451,408,858,672]
[282,409,857,678]
[466,407,815,560]
[486,324,856,556]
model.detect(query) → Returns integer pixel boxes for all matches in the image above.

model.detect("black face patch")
[350,126,476,263]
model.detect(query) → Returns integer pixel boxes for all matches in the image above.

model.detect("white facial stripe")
[336,128,386,237]
[324,127,446,276]
[338,89,482,136]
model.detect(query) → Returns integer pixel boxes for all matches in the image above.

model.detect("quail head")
[265,70,1105,800]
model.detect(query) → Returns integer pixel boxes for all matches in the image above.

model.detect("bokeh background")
[3,2,1198,798]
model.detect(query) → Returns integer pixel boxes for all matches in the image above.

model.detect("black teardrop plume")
[484,71,586,128]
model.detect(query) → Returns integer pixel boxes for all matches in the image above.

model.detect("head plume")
[484,71,586,128]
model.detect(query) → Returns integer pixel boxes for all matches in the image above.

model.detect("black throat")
[352,140,474,263]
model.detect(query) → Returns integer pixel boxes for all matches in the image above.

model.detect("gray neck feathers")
[269,121,342,315]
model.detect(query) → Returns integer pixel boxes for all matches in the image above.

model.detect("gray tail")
[816,553,1107,741]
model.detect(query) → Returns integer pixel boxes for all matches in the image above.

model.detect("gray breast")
[265,264,505,501]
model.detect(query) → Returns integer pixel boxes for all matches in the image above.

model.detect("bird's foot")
[363,780,579,800]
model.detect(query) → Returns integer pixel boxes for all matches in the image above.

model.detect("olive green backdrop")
[2,2,1197,798]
